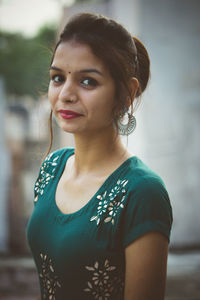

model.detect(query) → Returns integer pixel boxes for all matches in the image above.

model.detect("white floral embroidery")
[90,179,128,225]
[90,191,109,225]
[84,259,122,299]
[39,253,61,300]
[34,153,59,202]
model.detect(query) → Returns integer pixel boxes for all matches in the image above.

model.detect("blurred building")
[0,91,60,254]
[60,0,200,249]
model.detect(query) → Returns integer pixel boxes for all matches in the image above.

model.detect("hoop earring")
[118,113,136,135]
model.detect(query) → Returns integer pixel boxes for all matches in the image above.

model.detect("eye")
[51,74,65,84]
[80,77,98,88]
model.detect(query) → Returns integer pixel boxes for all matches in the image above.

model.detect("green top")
[27,147,173,300]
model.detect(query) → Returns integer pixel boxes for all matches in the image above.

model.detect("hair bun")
[132,37,150,97]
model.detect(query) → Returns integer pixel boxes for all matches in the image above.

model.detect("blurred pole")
[0,77,10,252]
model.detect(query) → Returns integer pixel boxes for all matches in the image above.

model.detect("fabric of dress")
[26,147,173,300]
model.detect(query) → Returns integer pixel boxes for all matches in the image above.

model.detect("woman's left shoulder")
[125,156,168,195]
[124,156,173,217]
[121,156,173,246]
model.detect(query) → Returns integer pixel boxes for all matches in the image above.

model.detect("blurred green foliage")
[0,24,56,100]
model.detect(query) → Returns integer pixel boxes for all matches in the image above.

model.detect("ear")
[127,77,139,107]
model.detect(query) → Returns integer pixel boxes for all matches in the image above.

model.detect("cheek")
[48,85,58,108]
[87,87,115,113]
[88,97,115,121]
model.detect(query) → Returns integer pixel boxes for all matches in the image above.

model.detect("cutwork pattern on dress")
[84,259,124,299]
[39,253,61,300]
[90,179,128,225]
[34,153,59,202]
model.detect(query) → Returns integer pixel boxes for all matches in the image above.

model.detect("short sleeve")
[33,148,67,202]
[122,176,173,248]
[33,152,56,202]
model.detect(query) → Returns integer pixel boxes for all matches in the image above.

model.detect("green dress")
[27,147,173,300]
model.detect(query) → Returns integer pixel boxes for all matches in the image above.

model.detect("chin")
[59,124,84,134]
[60,126,77,134]
[55,119,77,133]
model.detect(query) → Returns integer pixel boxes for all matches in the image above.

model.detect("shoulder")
[124,156,173,220]
[122,157,173,246]
[41,147,74,165]
[33,147,74,200]
[125,156,169,198]
[39,146,75,181]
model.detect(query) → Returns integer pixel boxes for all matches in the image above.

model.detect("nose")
[58,78,78,103]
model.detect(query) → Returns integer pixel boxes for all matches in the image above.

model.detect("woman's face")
[48,41,116,135]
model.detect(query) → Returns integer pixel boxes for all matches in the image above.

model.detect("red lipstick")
[58,110,83,120]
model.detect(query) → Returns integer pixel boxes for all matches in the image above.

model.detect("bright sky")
[0,0,74,36]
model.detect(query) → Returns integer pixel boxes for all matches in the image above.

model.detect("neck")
[72,126,130,176]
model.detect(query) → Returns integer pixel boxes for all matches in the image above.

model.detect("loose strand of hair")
[43,110,53,160]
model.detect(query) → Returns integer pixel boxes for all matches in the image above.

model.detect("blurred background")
[0,0,200,299]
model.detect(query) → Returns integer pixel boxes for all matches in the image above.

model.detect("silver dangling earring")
[118,112,136,135]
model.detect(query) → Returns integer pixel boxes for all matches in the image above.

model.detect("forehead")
[52,41,107,72]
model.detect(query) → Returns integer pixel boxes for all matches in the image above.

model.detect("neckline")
[53,148,136,217]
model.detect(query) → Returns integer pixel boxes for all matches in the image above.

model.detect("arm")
[124,231,169,300]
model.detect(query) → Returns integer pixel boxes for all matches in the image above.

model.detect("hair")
[45,12,150,157]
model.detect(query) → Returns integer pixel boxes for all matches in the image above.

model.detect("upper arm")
[124,231,169,300]
[122,177,173,249]
[121,175,172,299]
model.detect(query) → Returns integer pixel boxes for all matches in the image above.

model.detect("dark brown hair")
[46,12,150,156]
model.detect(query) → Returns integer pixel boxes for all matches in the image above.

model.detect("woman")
[27,12,173,300]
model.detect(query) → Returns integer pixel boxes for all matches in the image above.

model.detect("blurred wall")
[130,0,200,248]
[60,0,200,249]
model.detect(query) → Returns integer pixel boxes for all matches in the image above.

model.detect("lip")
[58,109,83,120]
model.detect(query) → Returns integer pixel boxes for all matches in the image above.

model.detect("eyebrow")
[50,66,64,72]
[50,66,103,77]
[78,69,103,77]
